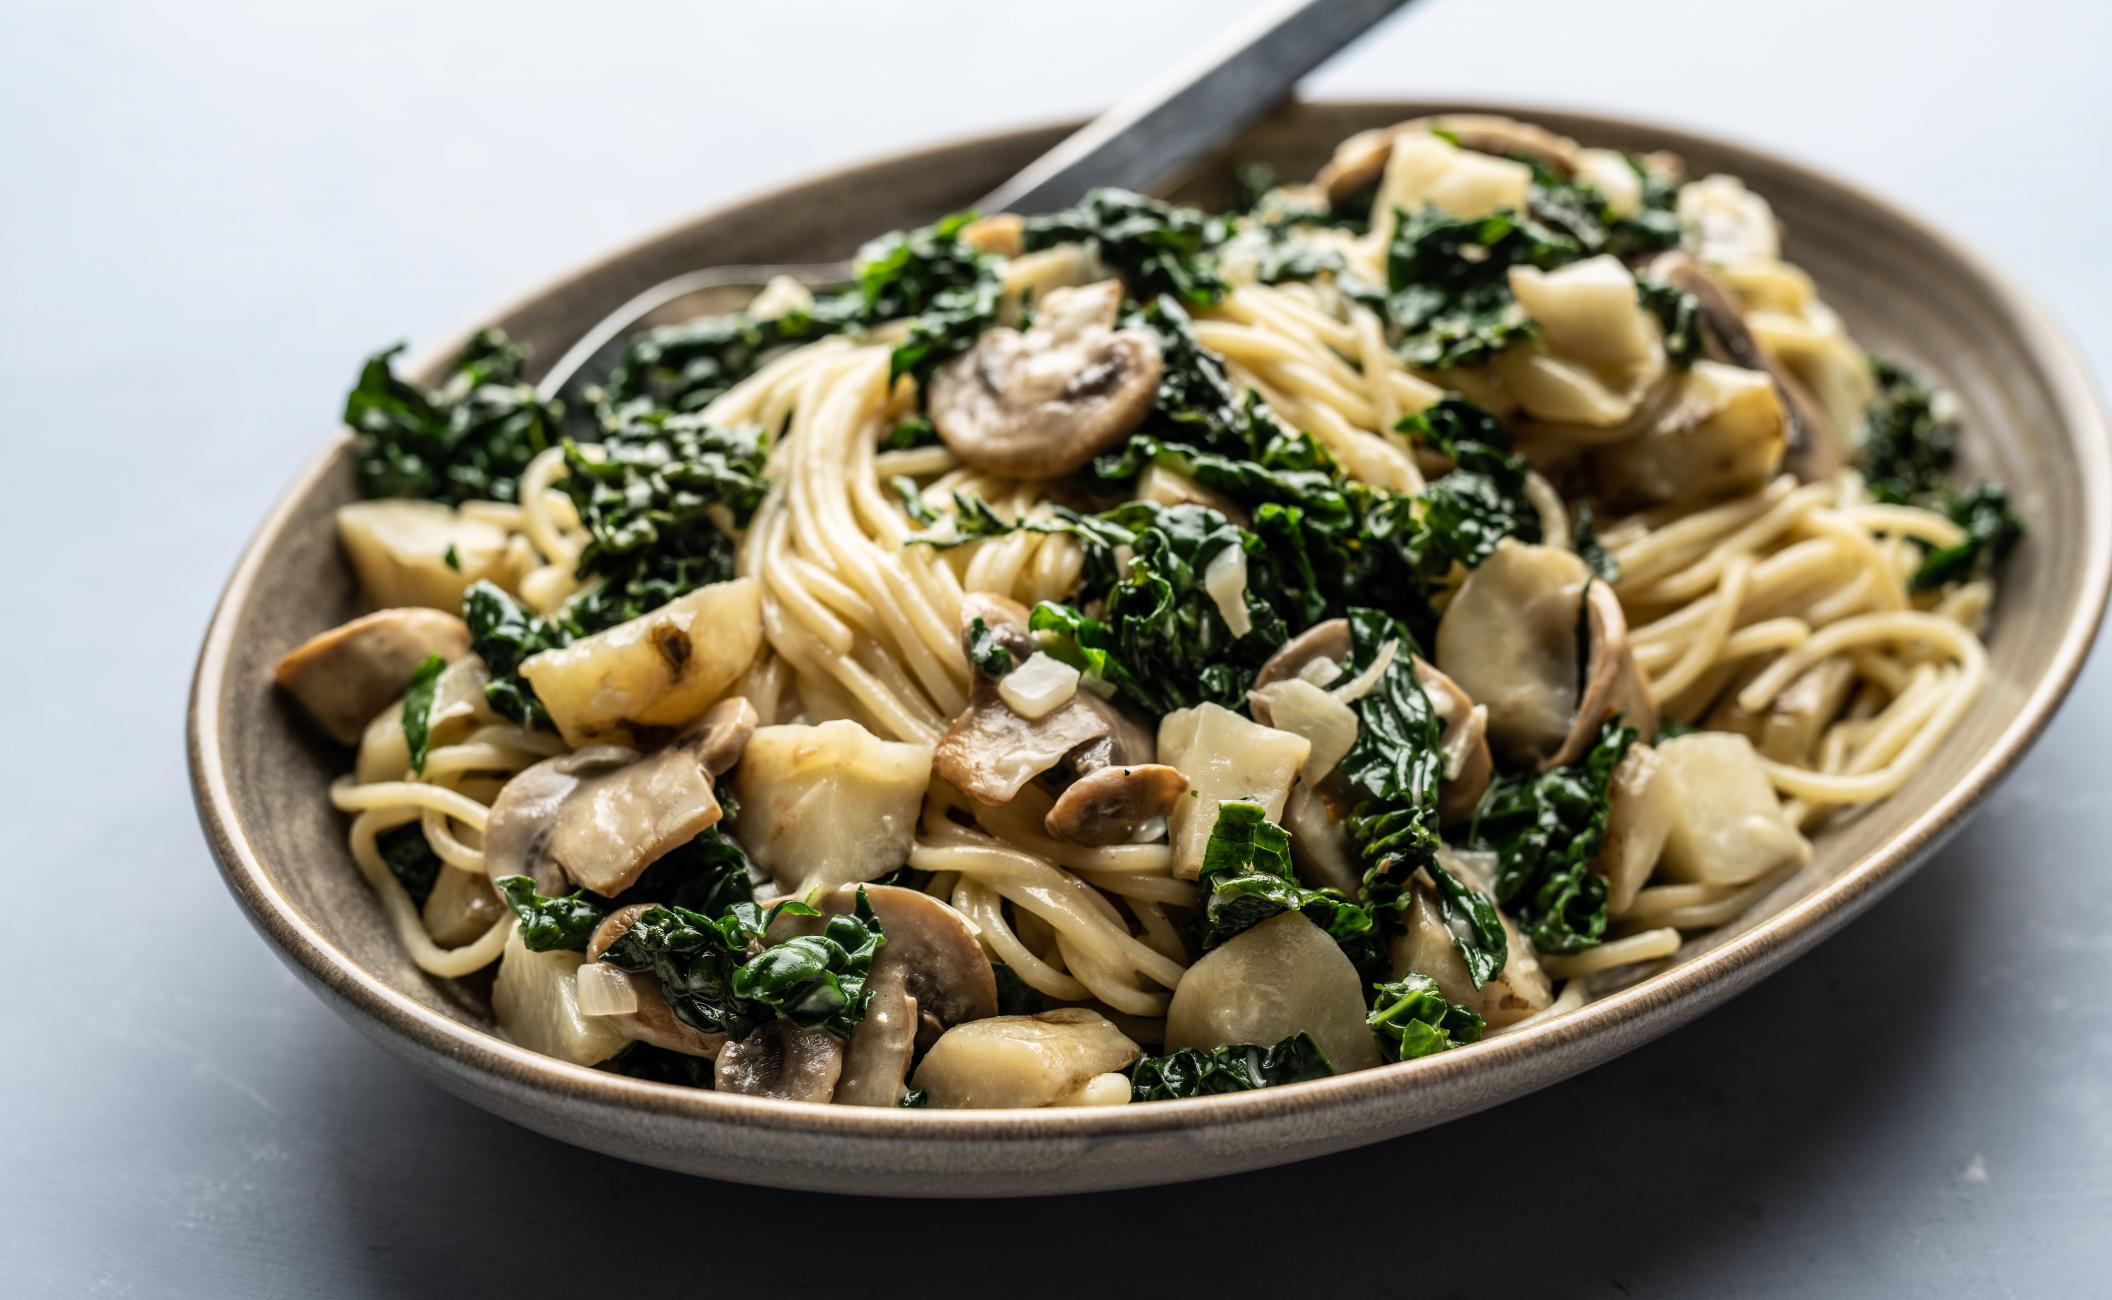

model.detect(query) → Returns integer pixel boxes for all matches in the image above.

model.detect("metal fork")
[534,0,1416,405]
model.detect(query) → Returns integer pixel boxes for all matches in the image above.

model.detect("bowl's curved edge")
[188,97,2112,1197]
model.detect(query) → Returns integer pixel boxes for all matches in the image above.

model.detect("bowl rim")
[190,96,2112,1145]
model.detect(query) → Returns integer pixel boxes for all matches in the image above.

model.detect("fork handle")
[975,0,1418,215]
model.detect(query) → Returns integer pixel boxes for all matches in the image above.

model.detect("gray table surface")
[5,0,2107,1295]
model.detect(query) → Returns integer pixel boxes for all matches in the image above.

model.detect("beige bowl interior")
[191,100,2109,1196]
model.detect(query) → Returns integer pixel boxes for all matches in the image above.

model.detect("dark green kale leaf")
[1023,189,1232,307]
[1102,296,1288,471]
[493,875,608,953]
[880,414,939,451]
[1327,609,1510,987]
[730,888,886,1039]
[460,580,569,729]
[375,822,443,909]
[615,797,758,917]
[1855,357,2022,590]
[1383,207,1566,370]
[965,617,1019,677]
[1637,276,1703,368]
[345,328,562,505]
[1470,721,1636,954]
[1129,1032,1335,1100]
[1027,502,1315,714]
[557,412,769,634]
[604,1042,716,1088]
[1525,158,1682,262]
[1911,482,2022,592]
[399,653,447,777]
[1196,799,1378,953]
[1367,971,1483,1061]
[856,212,1002,385]
[1399,397,1542,570]
[1858,358,1958,504]
[898,1088,929,1108]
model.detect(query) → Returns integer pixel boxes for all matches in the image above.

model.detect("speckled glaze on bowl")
[189,101,2111,1197]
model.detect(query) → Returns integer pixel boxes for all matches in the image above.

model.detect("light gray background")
[3,1,2106,1295]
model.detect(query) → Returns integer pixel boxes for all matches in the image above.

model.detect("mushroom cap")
[926,280,1163,480]
[584,904,730,1058]
[714,1018,844,1102]
[675,695,759,778]
[1548,580,1659,768]
[807,884,997,1046]
[936,595,1114,805]
[1411,657,1497,821]
[832,962,919,1106]
[485,743,722,897]
[1315,114,1583,204]
[1251,618,1352,696]
[1043,763,1189,846]
[1648,251,1841,482]
[273,607,471,744]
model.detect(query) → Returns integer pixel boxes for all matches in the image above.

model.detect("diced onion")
[1202,545,1252,638]
[1330,638,1399,704]
[1297,655,1342,687]
[575,962,639,1018]
[998,651,1082,720]
[1250,679,1359,785]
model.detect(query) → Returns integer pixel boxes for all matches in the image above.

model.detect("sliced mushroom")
[1044,764,1189,845]
[485,744,721,897]
[805,885,998,1048]
[1315,114,1582,203]
[1437,541,1658,772]
[836,964,919,1107]
[1252,619,1353,692]
[911,1008,1141,1109]
[273,608,472,744]
[936,595,1114,806]
[1388,869,1552,1029]
[583,904,729,1058]
[1053,690,1157,779]
[1650,251,1841,482]
[1412,659,1496,822]
[715,1019,844,1102]
[732,720,934,899]
[926,279,1163,480]
[1165,911,1383,1073]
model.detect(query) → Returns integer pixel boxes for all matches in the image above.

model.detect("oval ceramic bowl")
[190,100,2109,1196]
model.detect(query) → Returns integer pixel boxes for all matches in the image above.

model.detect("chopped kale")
[1572,503,1619,582]
[1912,482,2023,592]
[1637,276,1703,368]
[1856,357,2022,590]
[399,653,447,777]
[460,581,569,729]
[493,875,608,953]
[1130,1033,1335,1100]
[604,1042,716,1088]
[991,962,1045,1017]
[375,823,443,909]
[1022,189,1231,307]
[1470,721,1636,953]
[345,329,562,505]
[965,617,1019,677]
[1196,799,1378,956]
[1367,972,1483,1061]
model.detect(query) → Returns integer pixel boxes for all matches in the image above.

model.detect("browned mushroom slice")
[1314,114,1583,204]
[1054,691,1158,780]
[926,280,1163,480]
[583,904,730,1058]
[1252,618,1354,692]
[273,608,471,744]
[808,885,998,1049]
[715,1019,845,1102]
[936,595,1114,806]
[1044,764,1189,846]
[1649,251,1842,482]
[1411,658,1496,823]
[1544,583,1659,768]
[484,744,721,897]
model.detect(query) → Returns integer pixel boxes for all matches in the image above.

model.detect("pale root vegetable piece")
[1595,744,1683,916]
[1158,703,1311,880]
[733,721,935,898]
[1678,174,1781,268]
[1654,733,1811,885]
[354,657,500,784]
[1436,541,1590,769]
[1576,148,1643,216]
[491,928,629,1066]
[911,1009,1142,1109]
[1372,132,1533,247]
[1165,911,1382,1073]
[1247,678,1358,786]
[1507,256,1655,369]
[1388,877,1553,1029]
[336,499,513,612]
[1051,1073,1134,1107]
[520,578,762,748]
[273,608,471,744]
[1495,350,1644,427]
[421,863,505,947]
[1591,360,1786,507]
